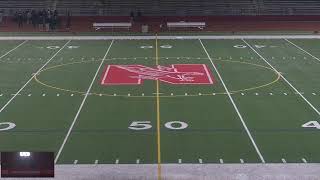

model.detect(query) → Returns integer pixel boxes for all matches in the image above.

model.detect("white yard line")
[0,40,28,60]
[54,39,114,164]
[242,39,320,116]
[199,39,265,163]
[284,38,320,63]
[0,40,71,114]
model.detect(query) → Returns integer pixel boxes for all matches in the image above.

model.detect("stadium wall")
[1,15,320,33]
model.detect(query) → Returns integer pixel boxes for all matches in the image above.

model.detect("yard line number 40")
[129,121,188,130]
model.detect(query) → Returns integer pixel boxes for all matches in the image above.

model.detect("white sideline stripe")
[54,40,114,164]
[199,39,265,163]
[285,39,320,63]
[0,40,27,60]
[0,40,71,114]
[243,39,320,116]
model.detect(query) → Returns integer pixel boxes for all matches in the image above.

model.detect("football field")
[0,36,320,167]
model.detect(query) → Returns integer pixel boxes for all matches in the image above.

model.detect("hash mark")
[11,93,21,96]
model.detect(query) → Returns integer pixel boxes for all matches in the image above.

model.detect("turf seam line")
[285,39,320,63]
[0,40,71,114]
[199,39,266,163]
[54,39,114,164]
[0,40,27,60]
[242,39,320,116]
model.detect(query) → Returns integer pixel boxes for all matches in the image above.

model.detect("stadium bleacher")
[0,0,319,16]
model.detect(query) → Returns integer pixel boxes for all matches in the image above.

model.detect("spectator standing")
[0,10,3,25]
[66,10,71,30]
[38,10,43,30]
[31,10,37,29]
[130,11,134,23]
[53,10,58,30]
[27,10,31,24]
[17,10,23,28]
[45,9,50,31]
[42,9,46,31]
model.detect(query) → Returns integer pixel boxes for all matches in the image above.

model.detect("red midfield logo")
[101,64,215,85]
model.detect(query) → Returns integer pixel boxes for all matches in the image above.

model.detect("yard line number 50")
[129,121,188,130]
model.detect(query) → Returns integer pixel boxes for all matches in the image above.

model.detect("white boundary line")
[3,35,320,41]
[284,39,320,63]
[0,40,28,60]
[54,39,114,164]
[199,39,266,163]
[0,40,71,114]
[242,39,320,116]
